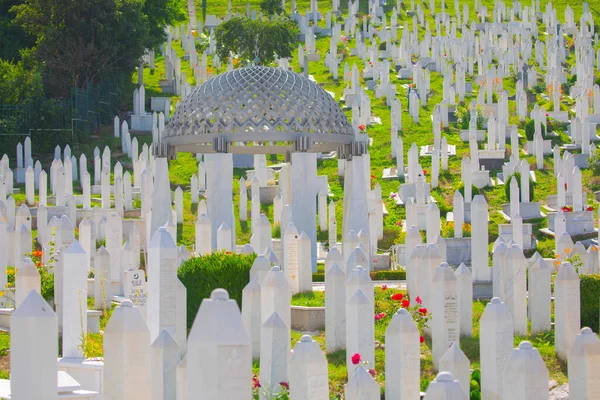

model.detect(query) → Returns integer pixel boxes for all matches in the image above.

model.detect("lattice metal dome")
[162,66,355,154]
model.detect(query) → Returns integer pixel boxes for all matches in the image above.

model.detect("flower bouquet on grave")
[349,353,377,378]
[552,247,585,274]
[252,374,290,400]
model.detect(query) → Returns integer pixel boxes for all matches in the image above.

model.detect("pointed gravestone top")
[149,226,177,249]
[13,290,55,318]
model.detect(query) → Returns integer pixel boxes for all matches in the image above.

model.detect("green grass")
[291,291,326,307]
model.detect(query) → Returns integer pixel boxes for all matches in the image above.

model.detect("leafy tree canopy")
[215,16,298,66]
[10,0,186,98]
[260,0,284,16]
[0,57,43,103]
[0,0,34,60]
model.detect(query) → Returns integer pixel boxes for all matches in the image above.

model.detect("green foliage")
[11,0,183,97]
[580,274,600,333]
[312,269,405,282]
[458,184,480,199]
[0,0,34,60]
[379,226,401,251]
[215,16,298,65]
[524,119,546,141]
[587,153,600,175]
[454,104,486,130]
[178,251,257,329]
[504,172,536,203]
[0,57,43,103]
[260,0,284,16]
[291,291,325,307]
[470,369,481,400]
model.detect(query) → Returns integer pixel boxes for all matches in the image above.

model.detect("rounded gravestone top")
[396,308,409,315]
[121,300,133,308]
[271,266,281,272]
[518,341,533,350]
[211,288,229,300]
[490,297,501,304]
[435,371,455,382]
[163,66,355,153]
[581,327,594,335]
[300,334,313,342]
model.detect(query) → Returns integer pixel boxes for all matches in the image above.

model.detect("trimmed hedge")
[178,251,257,330]
[312,270,406,282]
[504,172,535,203]
[580,275,600,333]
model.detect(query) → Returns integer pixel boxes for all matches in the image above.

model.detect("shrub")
[524,119,546,141]
[458,184,480,199]
[580,275,600,333]
[587,153,600,176]
[504,172,535,203]
[178,251,257,329]
[312,270,405,282]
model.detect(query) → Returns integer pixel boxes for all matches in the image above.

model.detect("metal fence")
[0,78,122,150]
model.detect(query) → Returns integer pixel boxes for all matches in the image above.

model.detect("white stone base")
[0,308,101,333]
[547,210,596,237]
[130,114,154,132]
[472,170,491,189]
[58,358,104,398]
[501,202,543,220]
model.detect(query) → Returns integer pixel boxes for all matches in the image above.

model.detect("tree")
[0,0,34,61]
[215,17,298,66]
[11,0,185,98]
[260,0,284,16]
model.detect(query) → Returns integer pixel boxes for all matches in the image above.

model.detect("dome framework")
[162,66,356,155]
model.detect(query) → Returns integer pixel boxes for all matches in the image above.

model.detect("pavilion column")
[150,149,174,237]
[342,153,370,259]
[291,152,318,271]
[205,153,235,250]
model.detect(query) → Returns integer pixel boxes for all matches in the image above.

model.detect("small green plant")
[454,104,486,130]
[178,251,257,329]
[587,153,600,175]
[132,196,142,209]
[524,119,546,141]
[504,172,535,203]
[470,369,481,400]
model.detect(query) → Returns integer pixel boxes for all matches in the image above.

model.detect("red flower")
[279,382,289,390]
[390,193,397,198]
[368,369,377,377]
[225,251,232,255]
[375,312,386,321]
[391,293,404,301]
[418,307,428,316]
[422,169,427,175]
[587,206,594,211]
[359,124,366,131]
[546,113,549,117]
[564,183,567,190]
[561,206,573,212]
[351,353,362,365]
[32,250,43,258]
[36,262,42,267]
[420,336,425,343]
[252,375,261,389]
[401,299,410,308]
[371,174,376,179]
[395,221,403,227]
[381,285,388,291]
[415,296,422,305]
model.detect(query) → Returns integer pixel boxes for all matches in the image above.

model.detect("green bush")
[458,184,480,199]
[587,153,600,176]
[178,251,257,329]
[524,119,546,141]
[504,172,535,203]
[580,275,600,333]
[312,270,406,282]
